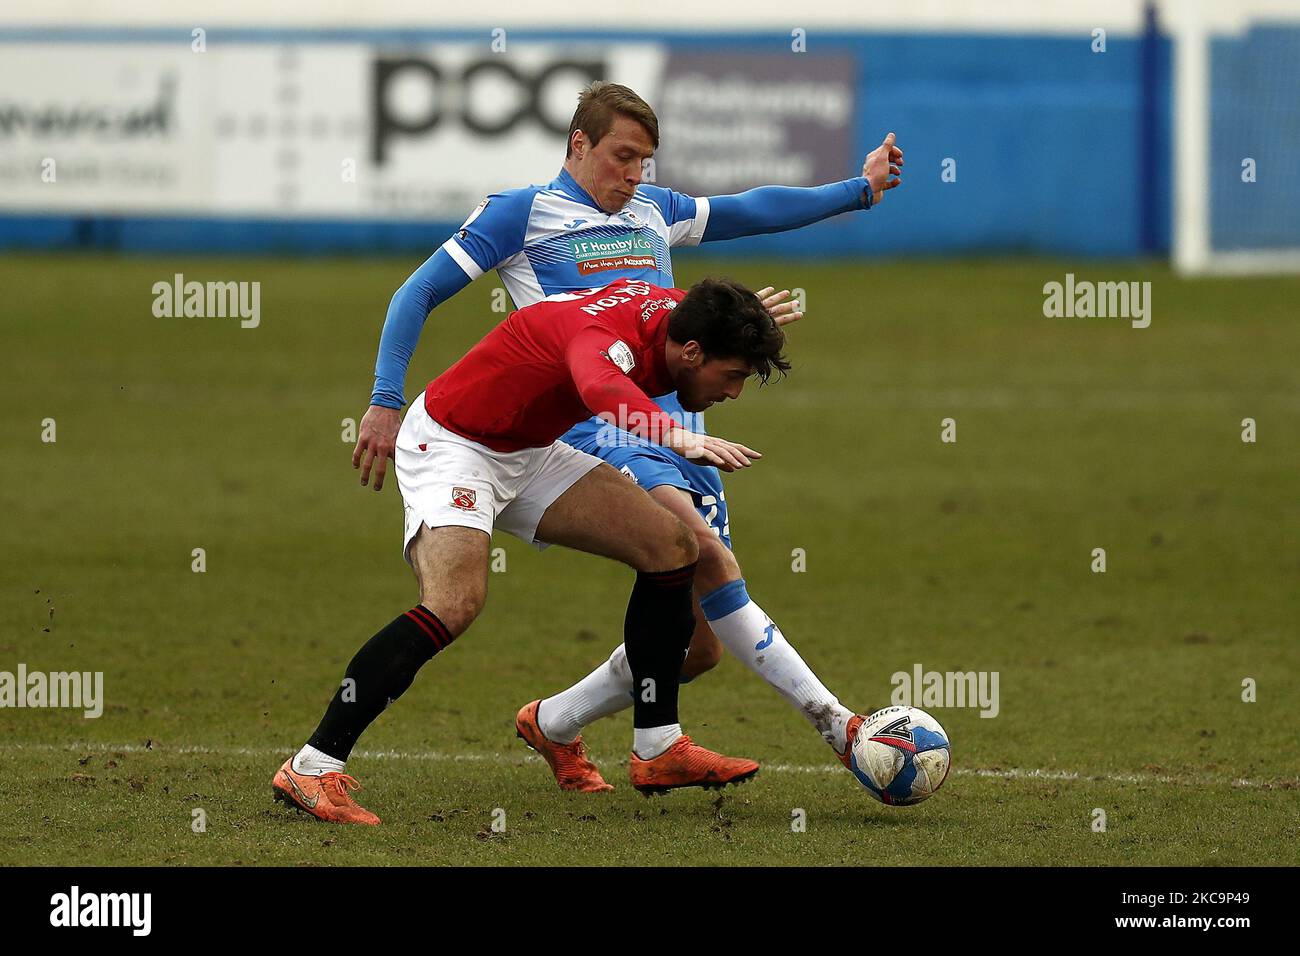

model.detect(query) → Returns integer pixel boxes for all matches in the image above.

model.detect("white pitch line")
[765,762,1271,789]
[4,741,1286,790]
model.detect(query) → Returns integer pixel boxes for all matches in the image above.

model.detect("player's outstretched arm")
[354,248,474,491]
[691,131,902,243]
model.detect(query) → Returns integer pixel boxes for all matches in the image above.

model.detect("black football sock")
[622,562,697,729]
[306,606,453,761]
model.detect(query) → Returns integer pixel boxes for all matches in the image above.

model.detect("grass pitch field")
[2,252,1297,866]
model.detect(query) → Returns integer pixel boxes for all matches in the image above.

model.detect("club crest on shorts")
[451,486,477,511]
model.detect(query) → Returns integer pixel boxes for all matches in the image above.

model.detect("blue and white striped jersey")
[440,167,708,307]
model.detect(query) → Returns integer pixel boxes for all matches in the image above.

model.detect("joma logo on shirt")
[569,234,656,275]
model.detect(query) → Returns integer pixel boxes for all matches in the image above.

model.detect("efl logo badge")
[457,198,490,240]
[603,340,636,374]
[451,487,477,511]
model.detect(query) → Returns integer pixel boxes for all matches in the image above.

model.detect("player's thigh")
[648,484,741,593]
[407,523,491,637]
[593,438,737,589]
[534,463,696,571]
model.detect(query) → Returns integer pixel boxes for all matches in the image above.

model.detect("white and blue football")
[849,706,952,805]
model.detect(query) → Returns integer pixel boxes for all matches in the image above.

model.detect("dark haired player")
[274,277,787,823]
[349,82,904,794]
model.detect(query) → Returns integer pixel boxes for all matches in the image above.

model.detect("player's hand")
[667,429,762,472]
[755,287,803,328]
[353,404,401,491]
[862,131,903,206]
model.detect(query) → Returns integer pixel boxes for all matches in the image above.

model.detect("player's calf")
[680,613,724,680]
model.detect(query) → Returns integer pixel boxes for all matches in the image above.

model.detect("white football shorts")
[394,398,603,562]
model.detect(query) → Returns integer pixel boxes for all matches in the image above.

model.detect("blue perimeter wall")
[0,27,1173,258]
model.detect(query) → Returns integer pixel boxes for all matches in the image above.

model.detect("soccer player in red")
[273,277,789,823]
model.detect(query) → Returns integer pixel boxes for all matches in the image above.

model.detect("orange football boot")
[628,735,759,795]
[836,714,868,770]
[515,700,614,793]
[272,757,381,825]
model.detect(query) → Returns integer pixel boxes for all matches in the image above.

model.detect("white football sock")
[633,724,682,760]
[292,743,345,776]
[701,579,855,752]
[537,644,635,744]
[537,583,854,751]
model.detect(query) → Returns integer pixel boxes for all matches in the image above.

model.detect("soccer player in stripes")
[276,277,785,822]
[342,82,902,796]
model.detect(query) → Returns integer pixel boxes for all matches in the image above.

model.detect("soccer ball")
[849,706,951,805]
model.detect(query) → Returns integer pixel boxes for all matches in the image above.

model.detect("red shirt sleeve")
[565,327,681,444]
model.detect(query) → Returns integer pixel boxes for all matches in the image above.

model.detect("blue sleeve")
[702,177,871,243]
[369,187,535,409]
[448,187,535,277]
[369,248,473,409]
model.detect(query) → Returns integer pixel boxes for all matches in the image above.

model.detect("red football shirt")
[424,279,685,452]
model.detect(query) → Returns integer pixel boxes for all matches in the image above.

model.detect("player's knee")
[694,533,740,591]
[420,588,485,638]
[669,516,700,568]
[634,513,697,572]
